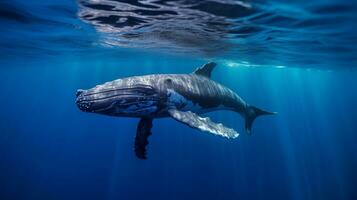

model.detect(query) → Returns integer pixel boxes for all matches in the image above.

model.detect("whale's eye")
[165,78,172,84]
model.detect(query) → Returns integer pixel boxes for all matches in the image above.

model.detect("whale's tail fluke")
[245,105,276,135]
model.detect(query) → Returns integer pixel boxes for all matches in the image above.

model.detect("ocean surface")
[0,0,357,199]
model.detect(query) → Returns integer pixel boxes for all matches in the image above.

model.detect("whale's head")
[76,78,163,117]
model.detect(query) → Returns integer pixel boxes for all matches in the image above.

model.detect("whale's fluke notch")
[168,109,239,139]
[245,105,276,135]
[135,118,153,159]
[193,62,217,78]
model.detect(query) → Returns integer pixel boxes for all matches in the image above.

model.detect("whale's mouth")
[76,85,162,115]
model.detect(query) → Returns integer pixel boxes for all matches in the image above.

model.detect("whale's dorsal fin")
[168,109,239,139]
[193,62,217,78]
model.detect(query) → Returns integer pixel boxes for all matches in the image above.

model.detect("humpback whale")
[76,62,275,159]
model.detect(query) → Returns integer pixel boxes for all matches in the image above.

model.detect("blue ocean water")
[0,0,357,199]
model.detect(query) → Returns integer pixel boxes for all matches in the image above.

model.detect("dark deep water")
[1,0,357,200]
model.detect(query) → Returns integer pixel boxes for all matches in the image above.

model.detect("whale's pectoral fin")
[134,118,153,159]
[168,109,239,139]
